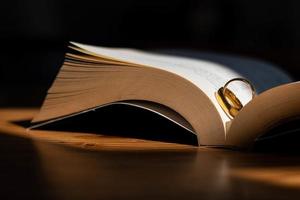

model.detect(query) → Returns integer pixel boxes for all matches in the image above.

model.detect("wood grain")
[0,108,300,200]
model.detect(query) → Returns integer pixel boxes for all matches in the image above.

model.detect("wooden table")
[0,108,300,199]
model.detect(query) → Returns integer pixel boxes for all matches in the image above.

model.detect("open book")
[32,42,300,148]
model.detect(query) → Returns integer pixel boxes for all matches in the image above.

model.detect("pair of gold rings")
[215,78,256,119]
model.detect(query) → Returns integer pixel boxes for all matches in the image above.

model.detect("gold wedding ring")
[215,78,256,119]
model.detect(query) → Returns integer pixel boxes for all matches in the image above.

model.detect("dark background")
[1,2,300,198]
[1,0,300,106]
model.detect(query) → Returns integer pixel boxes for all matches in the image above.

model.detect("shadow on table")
[0,131,51,199]
[15,104,198,146]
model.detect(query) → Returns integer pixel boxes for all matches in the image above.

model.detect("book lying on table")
[31,42,300,148]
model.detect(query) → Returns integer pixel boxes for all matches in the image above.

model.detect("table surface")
[0,108,300,200]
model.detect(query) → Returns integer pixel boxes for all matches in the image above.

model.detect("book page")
[71,42,250,124]
[226,82,300,147]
